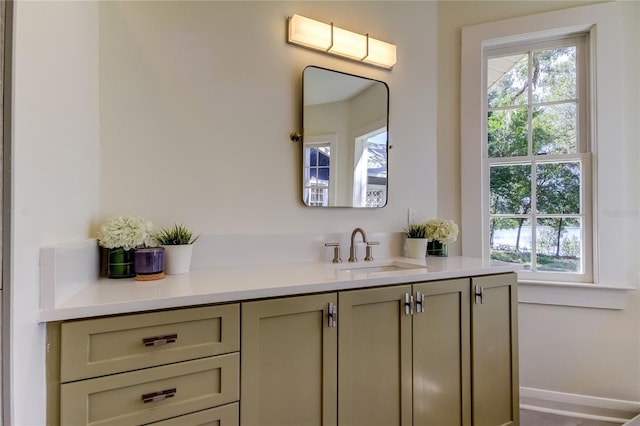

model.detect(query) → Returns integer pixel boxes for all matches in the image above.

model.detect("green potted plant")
[424,219,459,257]
[403,223,428,259]
[155,224,199,274]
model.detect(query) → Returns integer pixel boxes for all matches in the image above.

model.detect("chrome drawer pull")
[142,333,178,347]
[142,388,177,404]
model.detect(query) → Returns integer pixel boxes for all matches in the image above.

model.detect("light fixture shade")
[288,14,332,50]
[287,14,397,70]
[329,27,367,60]
[364,38,397,69]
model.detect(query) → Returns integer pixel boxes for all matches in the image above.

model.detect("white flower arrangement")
[97,215,155,250]
[424,219,459,244]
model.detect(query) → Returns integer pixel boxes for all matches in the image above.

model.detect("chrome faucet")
[349,227,378,262]
[349,228,367,262]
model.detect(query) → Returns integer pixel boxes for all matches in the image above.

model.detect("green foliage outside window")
[487,45,583,273]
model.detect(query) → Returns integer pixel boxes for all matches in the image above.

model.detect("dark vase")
[427,240,448,257]
[104,247,136,278]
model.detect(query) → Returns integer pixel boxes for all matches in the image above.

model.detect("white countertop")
[38,256,519,322]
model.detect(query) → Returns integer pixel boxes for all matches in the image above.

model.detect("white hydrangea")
[97,215,154,250]
[425,219,459,244]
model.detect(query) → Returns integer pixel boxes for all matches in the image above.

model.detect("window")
[462,2,638,306]
[353,128,388,208]
[303,134,337,207]
[485,36,592,282]
[303,142,331,207]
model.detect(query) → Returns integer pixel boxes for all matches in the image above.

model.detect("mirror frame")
[301,66,390,208]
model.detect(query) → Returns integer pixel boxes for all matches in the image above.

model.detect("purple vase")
[134,247,165,276]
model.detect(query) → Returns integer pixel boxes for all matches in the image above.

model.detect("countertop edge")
[39,257,519,322]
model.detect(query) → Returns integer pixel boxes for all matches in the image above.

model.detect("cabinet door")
[338,285,412,426]
[413,279,471,426]
[241,293,338,426]
[471,273,519,426]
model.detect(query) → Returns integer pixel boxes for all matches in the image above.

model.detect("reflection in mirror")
[302,66,389,208]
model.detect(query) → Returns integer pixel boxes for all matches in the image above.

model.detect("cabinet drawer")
[60,304,239,382]
[60,353,239,426]
[145,402,238,426]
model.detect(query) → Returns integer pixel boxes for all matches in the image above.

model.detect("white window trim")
[461,2,637,307]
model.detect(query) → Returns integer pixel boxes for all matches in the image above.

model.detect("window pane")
[532,47,576,104]
[536,217,582,272]
[490,218,532,270]
[532,103,577,155]
[490,164,531,214]
[536,161,581,214]
[487,54,528,108]
[487,108,529,157]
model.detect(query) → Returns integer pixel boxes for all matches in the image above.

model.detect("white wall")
[11,1,437,424]
[12,1,100,424]
[98,1,438,232]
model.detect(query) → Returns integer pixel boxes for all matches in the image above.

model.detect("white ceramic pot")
[162,244,193,275]
[406,238,427,259]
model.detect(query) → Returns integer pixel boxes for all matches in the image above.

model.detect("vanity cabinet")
[337,285,413,426]
[48,304,240,426]
[471,274,519,426]
[241,277,484,426]
[241,293,338,426]
[413,279,472,426]
[47,271,517,426]
[338,279,472,426]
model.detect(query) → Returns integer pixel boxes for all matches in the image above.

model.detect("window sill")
[517,279,636,310]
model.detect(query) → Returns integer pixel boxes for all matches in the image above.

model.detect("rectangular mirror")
[302,66,389,208]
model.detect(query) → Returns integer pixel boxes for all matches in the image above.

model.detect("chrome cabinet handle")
[328,303,338,328]
[415,291,425,313]
[142,388,177,403]
[404,293,414,315]
[475,285,484,304]
[143,333,178,347]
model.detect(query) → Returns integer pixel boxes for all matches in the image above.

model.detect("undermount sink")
[336,260,427,274]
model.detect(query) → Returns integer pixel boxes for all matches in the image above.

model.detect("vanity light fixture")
[287,14,397,70]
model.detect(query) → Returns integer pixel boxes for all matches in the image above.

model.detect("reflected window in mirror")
[303,134,336,206]
[367,129,388,207]
[302,66,389,208]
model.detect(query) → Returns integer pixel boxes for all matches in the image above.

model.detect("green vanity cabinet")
[338,285,413,426]
[413,279,472,426]
[241,277,483,426]
[48,304,240,426]
[338,280,471,426]
[48,272,517,426]
[471,273,520,426]
[241,293,338,426]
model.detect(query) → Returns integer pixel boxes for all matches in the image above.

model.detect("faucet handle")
[365,241,380,261]
[324,243,342,263]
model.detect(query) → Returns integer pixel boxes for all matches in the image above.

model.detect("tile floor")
[521,409,622,426]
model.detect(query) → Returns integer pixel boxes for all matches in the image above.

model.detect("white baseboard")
[520,386,640,424]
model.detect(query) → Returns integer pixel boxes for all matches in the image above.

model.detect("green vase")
[106,247,136,278]
[427,240,448,257]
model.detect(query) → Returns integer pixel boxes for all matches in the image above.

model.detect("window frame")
[483,35,593,283]
[461,2,638,308]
